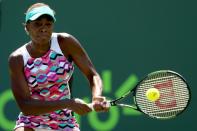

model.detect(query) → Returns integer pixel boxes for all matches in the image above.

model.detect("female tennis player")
[8,3,108,131]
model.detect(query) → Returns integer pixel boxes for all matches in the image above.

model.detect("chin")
[39,36,51,42]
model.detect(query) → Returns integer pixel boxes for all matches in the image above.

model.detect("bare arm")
[58,34,108,112]
[8,52,92,115]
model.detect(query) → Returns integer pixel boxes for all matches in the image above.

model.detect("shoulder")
[56,32,82,50]
[55,32,71,38]
[8,46,25,70]
[55,32,78,43]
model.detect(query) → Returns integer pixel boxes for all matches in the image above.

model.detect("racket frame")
[109,70,191,119]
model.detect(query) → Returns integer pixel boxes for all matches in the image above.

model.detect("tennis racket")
[106,70,191,120]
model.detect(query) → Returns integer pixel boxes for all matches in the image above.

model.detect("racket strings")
[135,72,190,119]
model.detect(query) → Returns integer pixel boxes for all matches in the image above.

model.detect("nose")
[41,27,47,32]
[39,24,50,33]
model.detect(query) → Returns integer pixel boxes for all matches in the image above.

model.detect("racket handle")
[106,101,112,107]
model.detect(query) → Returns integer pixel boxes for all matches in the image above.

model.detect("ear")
[25,27,29,35]
[23,23,29,35]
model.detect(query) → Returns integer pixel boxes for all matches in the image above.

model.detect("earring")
[24,27,29,35]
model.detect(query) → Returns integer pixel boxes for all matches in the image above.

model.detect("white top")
[16,33,70,65]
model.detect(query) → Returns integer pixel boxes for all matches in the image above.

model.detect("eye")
[46,22,53,27]
[46,23,52,26]
[33,22,42,27]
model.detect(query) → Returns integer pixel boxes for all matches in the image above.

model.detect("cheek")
[49,26,54,32]
[29,31,38,38]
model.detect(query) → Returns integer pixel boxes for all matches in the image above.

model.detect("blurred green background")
[0,0,196,131]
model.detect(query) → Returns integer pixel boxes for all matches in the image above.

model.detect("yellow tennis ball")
[146,88,160,102]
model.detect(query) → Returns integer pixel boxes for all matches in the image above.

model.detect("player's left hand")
[91,96,109,112]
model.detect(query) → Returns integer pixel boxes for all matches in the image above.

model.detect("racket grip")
[106,101,112,108]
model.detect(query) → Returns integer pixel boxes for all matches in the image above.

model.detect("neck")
[30,40,51,53]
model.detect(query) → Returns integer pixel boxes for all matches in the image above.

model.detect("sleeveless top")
[14,33,79,131]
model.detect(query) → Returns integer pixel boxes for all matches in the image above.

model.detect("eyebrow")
[36,15,54,22]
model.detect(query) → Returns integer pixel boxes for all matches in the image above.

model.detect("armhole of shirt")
[51,33,65,56]
[18,44,31,66]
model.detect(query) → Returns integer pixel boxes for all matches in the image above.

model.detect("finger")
[94,103,110,112]
[93,103,103,111]
[100,101,110,112]
[102,101,111,108]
